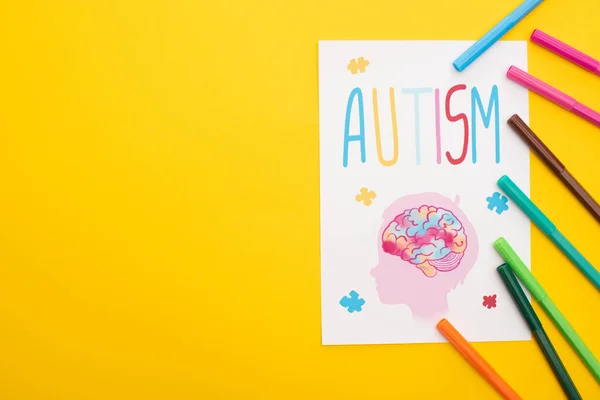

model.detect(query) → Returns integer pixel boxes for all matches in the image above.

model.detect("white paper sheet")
[319,41,531,345]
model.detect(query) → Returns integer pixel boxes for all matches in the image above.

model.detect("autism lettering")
[342,85,500,167]
[381,205,467,277]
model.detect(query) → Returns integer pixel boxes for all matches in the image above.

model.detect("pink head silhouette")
[371,193,478,319]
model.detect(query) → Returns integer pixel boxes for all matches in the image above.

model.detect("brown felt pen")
[508,114,600,224]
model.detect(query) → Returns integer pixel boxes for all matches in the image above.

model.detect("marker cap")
[507,66,576,110]
[494,237,547,301]
[497,175,556,234]
[497,263,542,331]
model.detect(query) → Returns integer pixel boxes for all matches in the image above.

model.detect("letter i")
[435,89,441,164]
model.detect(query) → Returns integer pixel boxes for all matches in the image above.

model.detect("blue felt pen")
[498,175,600,292]
[453,0,545,72]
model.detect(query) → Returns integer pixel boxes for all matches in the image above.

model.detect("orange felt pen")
[437,319,522,400]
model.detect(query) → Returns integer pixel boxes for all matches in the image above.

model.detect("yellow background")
[0,0,599,398]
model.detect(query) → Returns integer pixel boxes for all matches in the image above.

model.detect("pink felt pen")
[507,66,600,128]
[531,29,600,76]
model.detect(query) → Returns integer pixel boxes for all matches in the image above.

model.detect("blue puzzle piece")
[340,290,365,313]
[486,192,509,215]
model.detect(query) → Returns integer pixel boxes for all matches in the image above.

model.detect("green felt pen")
[497,264,581,399]
[494,237,600,384]
[498,175,600,292]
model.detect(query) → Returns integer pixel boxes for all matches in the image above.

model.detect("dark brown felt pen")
[507,114,600,223]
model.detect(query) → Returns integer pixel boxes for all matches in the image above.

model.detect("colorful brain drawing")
[382,205,468,277]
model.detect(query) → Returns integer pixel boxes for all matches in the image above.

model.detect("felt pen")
[507,66,600,128]
[497,264,581,400]
[531,29,600,76]
[507,114,600,224]
[497,175,600,292]
[437,319,522,400]
[494,238,600,383]
[453,0,544,72]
